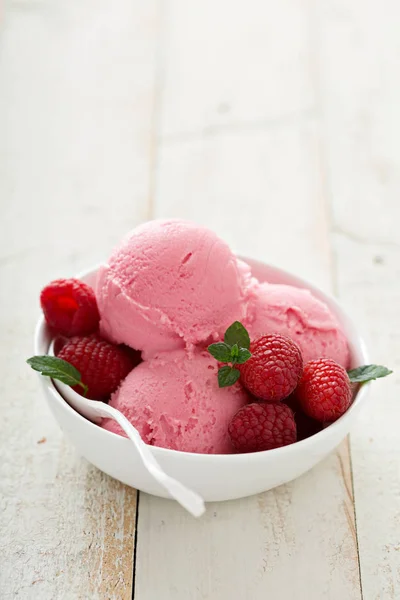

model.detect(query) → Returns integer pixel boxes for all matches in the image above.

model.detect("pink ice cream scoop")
[245,282,350,368]
[96,220,251,358]
[102,349,249,454]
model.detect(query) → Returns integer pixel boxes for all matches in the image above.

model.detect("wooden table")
[1,1,399,598]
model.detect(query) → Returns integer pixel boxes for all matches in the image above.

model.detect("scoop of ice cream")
[96,219,251,358]
[245,282,350,368]
[102,348,249,454]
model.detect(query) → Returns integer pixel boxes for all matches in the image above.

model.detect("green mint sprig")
[208,321,252,388]
[27,355,88,395]
[347,364,392,383]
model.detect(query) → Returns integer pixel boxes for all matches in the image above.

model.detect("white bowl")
[35,258,369,502]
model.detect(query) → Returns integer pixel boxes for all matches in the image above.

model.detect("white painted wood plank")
[159,0,315,138]
[136,443,359,600]
[135,122,362,599]
[0,1,159,597]
[314,0,400,247]
[154,119,332,290]
[315,2,400,596]
[335,239,400,600]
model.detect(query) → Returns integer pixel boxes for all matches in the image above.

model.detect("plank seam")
[131,492,141,600]
[348,437,365,600]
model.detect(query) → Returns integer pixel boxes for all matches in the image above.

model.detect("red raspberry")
[57,334,140,400]
[228,402,297,453]
[296,359,352,422]
[40,278,100,337]
[239,334,303,402]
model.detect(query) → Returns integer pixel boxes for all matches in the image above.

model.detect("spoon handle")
[96,402,205,518]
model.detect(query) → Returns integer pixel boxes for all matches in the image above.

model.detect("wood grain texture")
[0,1,159,597]
[159,0,315,138]
[155,120,332,289]
[335,240,400,600]
[135,443,360,600]
[313,2,400,597]
[2,0,399,597]
[135,120,362,599]
[314,3,400,597]
[314,0,400,247]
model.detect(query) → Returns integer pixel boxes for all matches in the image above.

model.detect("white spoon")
[49,342,205,518]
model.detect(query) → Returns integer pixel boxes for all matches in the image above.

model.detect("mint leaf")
[348,364,392,383]
[236,348,252,364]
[218,366,241,388]
[208,342,232,363]
[27,355,88,395]
[224,321,250,350]
[230,344,239,362]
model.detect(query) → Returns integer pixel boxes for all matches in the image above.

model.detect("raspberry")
[239,334,303,401]
[57,334,140,400]
[228,402,297,453]
[40,278,100,337]
[296,359,352,422]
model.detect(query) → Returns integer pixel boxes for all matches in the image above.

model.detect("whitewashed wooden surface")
[0,1,399,599]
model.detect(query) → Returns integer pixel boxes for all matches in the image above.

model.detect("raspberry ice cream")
[244,282,350,368]
[96,220,252,358]
[102,348,249,453]
[32,220,390,461]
